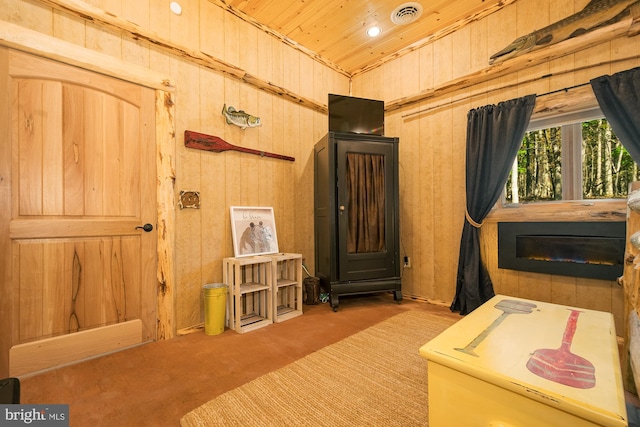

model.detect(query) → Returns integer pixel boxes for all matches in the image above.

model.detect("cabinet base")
[323,278,402,311]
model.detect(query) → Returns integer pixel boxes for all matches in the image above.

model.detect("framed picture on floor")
[230,206,279,257]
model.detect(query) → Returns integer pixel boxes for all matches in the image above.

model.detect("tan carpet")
[180,309,458,427]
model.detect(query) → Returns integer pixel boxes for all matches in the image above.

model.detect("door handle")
[136,223,154,232]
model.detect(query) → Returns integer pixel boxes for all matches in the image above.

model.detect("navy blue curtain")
[451,94,537,315]
[591,67,640,164]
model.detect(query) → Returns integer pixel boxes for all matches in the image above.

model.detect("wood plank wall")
[0,0,349,331]
[352,0,640,333]
[4,0,640,336]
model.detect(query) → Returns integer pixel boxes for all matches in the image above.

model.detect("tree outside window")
[505,115,639,204]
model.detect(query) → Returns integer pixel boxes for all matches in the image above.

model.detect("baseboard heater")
[497,221,625,280]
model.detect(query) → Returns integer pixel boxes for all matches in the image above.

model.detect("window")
[504,108,639,204]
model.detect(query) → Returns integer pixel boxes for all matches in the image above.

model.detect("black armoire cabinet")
[314,131,402,311]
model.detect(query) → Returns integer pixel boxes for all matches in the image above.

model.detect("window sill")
[485,200,627,224]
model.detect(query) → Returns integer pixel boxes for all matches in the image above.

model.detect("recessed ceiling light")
[367,26,382,37]
[170,2,182,15]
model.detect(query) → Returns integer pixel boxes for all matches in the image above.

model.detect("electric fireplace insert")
[498,221,625,280]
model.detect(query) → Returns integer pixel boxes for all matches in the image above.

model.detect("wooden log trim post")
[156,91,177,341]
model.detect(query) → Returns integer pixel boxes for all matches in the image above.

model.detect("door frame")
[0,23,177,376]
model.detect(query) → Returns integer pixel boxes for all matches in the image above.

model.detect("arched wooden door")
[0,48,157,376]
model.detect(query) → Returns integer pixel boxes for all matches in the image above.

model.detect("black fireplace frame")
[497,221,626,280]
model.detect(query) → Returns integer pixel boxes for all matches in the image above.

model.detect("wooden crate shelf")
[239,282,270,294]
[268,253,303,323]
[223,256,273,333]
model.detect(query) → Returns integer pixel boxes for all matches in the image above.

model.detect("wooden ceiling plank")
[229,0,277,17]
[207,0,350,75]
[351,0,518,75]
[211,0,513,73]
[248,0,302,25]
[310,0,506,66]
[294,7,389,54]
[271,0,355,37]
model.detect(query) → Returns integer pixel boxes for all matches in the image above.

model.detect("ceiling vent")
[390,2,423,25]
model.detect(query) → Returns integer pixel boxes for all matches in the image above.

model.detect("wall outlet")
[404,256,411,268]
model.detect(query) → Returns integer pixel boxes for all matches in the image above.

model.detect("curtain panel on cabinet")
[451,94,537,315]
[591,66,640,164]
[346,153,386,253]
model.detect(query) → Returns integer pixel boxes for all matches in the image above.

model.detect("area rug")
[180,309,458,427]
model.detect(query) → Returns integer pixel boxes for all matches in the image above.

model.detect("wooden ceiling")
[212,0,511,75]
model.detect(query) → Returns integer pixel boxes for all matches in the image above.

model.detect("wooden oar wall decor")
[184,130,295,162]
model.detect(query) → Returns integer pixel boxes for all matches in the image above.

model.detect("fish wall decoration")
[222,104,261,129]
[489,0,639,64]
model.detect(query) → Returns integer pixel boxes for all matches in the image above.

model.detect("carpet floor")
[180,309,458,426]
[20,294,461,426]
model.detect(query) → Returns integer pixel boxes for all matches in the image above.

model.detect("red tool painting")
[184,130,295,162]
[526,309,596,389]
[455,299,537,357]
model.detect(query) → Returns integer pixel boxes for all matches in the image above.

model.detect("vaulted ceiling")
[210,0,511,75]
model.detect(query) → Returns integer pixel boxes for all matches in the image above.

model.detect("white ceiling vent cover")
[391,2,423,25]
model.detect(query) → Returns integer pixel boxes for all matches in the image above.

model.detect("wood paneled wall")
[1,0,349,331]
[352,0,640,333]
[4,0,640,335]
